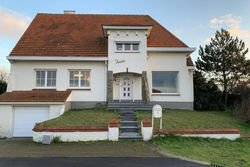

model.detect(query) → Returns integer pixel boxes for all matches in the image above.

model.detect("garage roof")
[0,90,71,102]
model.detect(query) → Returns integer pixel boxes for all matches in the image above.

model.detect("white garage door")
[14,107,49,137]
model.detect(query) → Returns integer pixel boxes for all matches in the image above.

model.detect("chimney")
[64,10,76,14]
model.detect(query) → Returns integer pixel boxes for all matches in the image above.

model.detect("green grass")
[154,135,250,167]
[137,109,250,134]
[43,109,120,127]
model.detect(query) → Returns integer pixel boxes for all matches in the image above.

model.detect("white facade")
[8,61,107,102]
[107,30,148,74]
[147,52,194,102]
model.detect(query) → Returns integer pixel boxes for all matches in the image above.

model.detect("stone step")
[109,107,152,111]
[121,113,136,117]
[120,121,138,126]
[119,132,143,141]
[121,117,136,121]
[120,126,138,132]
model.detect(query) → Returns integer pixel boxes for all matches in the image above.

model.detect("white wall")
[0,105,13,138]
[49,104,65,119]
[147,52,193,102]
[33,131,109,142]
[8,61,107,102]
[108,30,147,74]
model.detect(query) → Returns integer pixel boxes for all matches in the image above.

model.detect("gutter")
[7,56,108,61]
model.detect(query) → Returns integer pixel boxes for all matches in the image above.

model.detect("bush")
[0,81,7,95]
[234,83,250,123]
[52,136,61,143]
[194,70,224,110]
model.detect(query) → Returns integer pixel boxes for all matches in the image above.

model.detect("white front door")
[120,76,133,100]
[13,107,49,137]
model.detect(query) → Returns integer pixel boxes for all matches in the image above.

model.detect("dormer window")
[115,42,140,52]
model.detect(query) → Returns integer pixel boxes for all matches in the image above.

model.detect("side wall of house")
[7,61,107,108]
[147,52,194,110]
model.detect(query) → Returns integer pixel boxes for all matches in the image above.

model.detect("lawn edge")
[146,142,211,166]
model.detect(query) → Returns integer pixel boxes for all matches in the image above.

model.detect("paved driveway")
[0,157,209,167]
[0,139,209,167]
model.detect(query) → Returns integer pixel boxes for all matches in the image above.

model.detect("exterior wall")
[0,105,13,138]
[107,30,147,74]
[49,104,65,119]
[113,74,142,100]
[8,61,107,102]
[33,131,109,142]
[147,52,194,109]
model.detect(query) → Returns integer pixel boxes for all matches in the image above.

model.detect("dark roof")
[0,90,71,102]
[10,14,188,57]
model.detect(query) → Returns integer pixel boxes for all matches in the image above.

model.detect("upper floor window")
[116,43,140,52]
[35,70,56,88]
[69,70,90,88]
[152,71,179,94]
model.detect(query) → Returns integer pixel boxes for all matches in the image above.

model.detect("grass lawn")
[136,110,250,134]
[154,135,250,167]
[43,109,120,127]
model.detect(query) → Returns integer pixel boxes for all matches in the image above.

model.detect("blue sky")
[0,0,250,70]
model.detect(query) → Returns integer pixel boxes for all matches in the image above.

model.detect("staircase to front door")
[119,110,143,141]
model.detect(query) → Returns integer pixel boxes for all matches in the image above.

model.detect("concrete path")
[0,157,209,167]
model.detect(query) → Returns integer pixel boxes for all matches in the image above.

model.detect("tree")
[196,28,250,105]
[193,70,224,110]
[0,69,8,95]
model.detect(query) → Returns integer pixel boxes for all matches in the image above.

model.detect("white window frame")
[151,71,180,95]
[68,70,91,89]
[34,69,57,89]
[115,42,140,53]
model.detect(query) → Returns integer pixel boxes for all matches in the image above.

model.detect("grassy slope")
[43,109,120,127]
[154,135,250,167]
[137,110,250,134]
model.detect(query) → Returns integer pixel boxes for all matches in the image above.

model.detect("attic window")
[115,42,140,52]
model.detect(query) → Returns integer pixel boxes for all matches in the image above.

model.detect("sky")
[0,0,250,71]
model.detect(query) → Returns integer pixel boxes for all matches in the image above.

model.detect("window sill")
[115,51,140,53]
[67,88,91,91]
[152,93,180,96]
[33,88,56,90]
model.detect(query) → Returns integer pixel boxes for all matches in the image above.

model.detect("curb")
[146,142,210,166]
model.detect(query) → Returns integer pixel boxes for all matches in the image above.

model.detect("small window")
[152,71,179,93]
[115,43,140,52]
[124,44,131,51]
[132,43,139,51]
[116,43,123,51]
[69,70,90,88]
[36,70,56,88]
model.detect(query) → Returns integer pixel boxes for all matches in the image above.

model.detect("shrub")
[193,70,224,110]
[52,136,61,143]
[234,83,250,123]
[0,81,7,95]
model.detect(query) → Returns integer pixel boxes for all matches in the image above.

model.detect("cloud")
[210,14,241,29]
[0,7,31,39]
[206,14,250,56]
[202,37,211,44]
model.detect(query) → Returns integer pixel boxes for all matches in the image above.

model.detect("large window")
[69,70,90,88]
[116,43,140,52]
[36,70,56,88]
[152,71,179,94]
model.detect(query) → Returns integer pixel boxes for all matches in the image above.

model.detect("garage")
[13,107,49,137]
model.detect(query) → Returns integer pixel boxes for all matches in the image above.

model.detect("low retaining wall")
[33,120,119,142]
[141,120,240,141]
[154,129,241,140]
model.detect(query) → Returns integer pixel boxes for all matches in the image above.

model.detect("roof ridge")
[37,13,150,16]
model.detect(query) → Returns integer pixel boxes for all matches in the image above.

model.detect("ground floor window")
[35,70,56,88]
[69,70,90,88]
[152,71,179,93]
